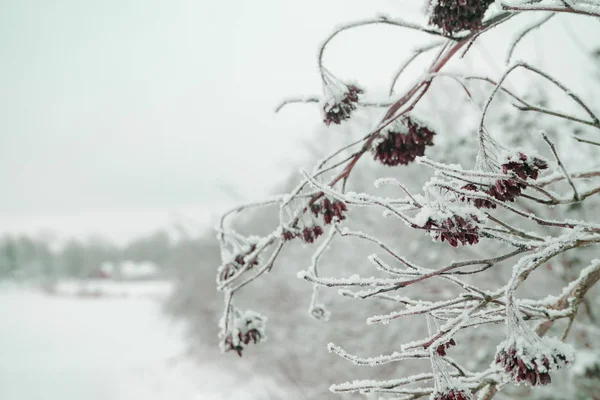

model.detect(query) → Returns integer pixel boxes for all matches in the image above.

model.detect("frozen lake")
[0,283,259,400]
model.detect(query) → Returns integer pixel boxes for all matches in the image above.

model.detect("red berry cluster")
[433,338,457,356]
[462,179,526,208]
[372,117,435,166]
[282,226,324,244]
[423,214,480,247]
[489,179,527,202]
[302,226,324,243]
[495,345,569,386]
[461,184,496,209]
[323,85,363,125]
[281,197,347,244]
[281,229,296,241]
[461,152,548,208]
[502,152,548,180]
[219,244,258,282]
[311,197,348,225]
[432,389,472,400]
[429,0,495,35]
[222,328,262,357]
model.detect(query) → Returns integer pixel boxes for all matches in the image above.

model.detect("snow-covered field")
[0,282,276,400]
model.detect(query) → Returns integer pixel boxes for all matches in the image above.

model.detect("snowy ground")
[0,282,277,400]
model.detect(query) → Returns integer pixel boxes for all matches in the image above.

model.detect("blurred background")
[2,1,600,399]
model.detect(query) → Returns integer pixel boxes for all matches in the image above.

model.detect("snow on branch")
[213,1,600,398]
[499,0,600,17]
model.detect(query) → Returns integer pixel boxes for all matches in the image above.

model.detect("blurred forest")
[0,230,181,281]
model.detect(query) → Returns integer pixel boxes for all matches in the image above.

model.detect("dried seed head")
[459,150,547,208]
[495,340,572,386]
[281,197,330,244]
[487,179,526,203]
[501,151,548,180]
[429,0,495,35]
[432,389,473,400]
[311,197,348,225]
[219,309,267,357]
[495,301,575,385]
[281,225,324,243]
[460,184,497,209]
[281,229,297,242]
[433,338,457,357]
[323,84,363,125]
[425,338,457,356]
[218,242,259,282]
[423,214,480,247]
[300,225,324,244]
[373,116,435,166]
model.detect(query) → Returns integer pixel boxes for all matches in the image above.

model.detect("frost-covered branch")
[212,2,600,399]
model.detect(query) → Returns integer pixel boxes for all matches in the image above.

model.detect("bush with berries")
[212,1,600,399]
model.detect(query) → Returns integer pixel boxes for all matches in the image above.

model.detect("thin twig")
[389,40,446,95]
[317,15,460,82]
[500,2,600,18]
[574,136,600,146]
[541,132,580,201]
[275,97,393,113]
[506,13,556,64]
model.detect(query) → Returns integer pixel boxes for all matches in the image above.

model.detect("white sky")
[1,0,598,241]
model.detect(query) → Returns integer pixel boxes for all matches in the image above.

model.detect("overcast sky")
[1,0,598,241]
[0,0,401,239]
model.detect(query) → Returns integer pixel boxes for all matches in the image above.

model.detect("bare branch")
[389,40,446,96]
[574,136,600,146]
[541,131,580,201]
[506,13,556,64]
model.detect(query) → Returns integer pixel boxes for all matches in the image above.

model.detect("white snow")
[0,283,265,400]
[47,279,173,299]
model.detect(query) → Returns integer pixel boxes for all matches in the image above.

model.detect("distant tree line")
[0,230,203,281]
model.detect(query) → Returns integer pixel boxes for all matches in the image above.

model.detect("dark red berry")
[423,214,480,247]
[323,85,363,125]
[501,152,548,180]
[429,0,495,35]
[495,343,570,386]
[373,117,435,166]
